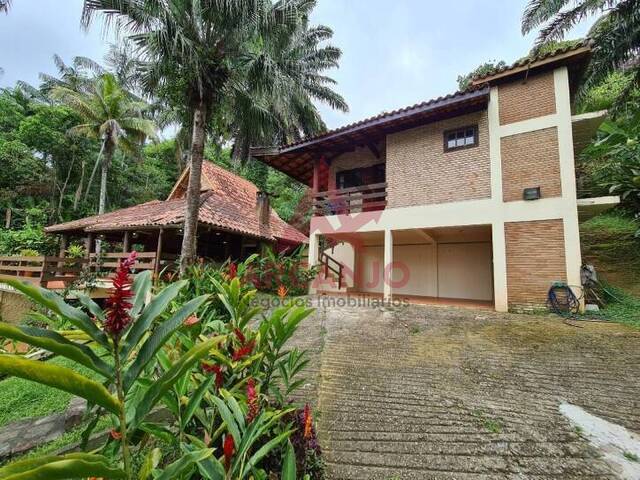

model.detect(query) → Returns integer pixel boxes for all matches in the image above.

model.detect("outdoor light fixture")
[523,187,541,201]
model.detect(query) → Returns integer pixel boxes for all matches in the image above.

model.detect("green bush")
[0,225,57,256]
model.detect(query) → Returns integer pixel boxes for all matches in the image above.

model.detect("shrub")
[0,252,322,479]
[246,247,317,296]
[0,225,57,256]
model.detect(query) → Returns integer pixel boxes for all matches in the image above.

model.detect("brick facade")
[505,219,567,310]
[498,71,556,125]
[386,110,491,208]
[501,127,562,202]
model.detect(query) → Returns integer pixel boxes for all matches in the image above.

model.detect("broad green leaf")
[0,453,125,480]
[77,293,105,322]
[195,455,226,480]
[221,390,246,432]
[0,355,120,414]
[281,440,296,480]
[244,429,293,474]
[183,375,216,427]
[139,422,177,445]
[130,337,221,430]
[210,394,241,447]
[0,323,111,378]
[123,294,209,391]
[121,280,188,359]
[0,279,109,348]
[131,270,153,317]
[138,447,162,480]
[155,448,213,480]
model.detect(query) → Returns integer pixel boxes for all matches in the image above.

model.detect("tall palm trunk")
[99,146,113,215]
[73,158,86,211]
[179,100,207,275]
[96,143,113,255]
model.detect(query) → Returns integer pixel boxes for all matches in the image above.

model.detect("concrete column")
[308,232,319,294]
[492,221,508,312]
[554,66,584,311]
[383,229,393,301]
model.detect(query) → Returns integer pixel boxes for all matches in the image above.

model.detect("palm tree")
[0,0,11,14]
[52,73,158,216]
[230,12,348,159]
[82,0,347,274]
[521,0,640,96]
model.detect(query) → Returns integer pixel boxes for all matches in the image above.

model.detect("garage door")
[437,242,493,301]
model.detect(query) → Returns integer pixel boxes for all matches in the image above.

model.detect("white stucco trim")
[499,113,560,138]
[554,67,583,308]
[383,229,393,300]
[308,232,319,294]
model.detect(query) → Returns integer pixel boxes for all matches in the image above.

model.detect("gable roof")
[470,40,591,86]
[250,86,490,185]
[45,161,307,244]
[252,42,593,186]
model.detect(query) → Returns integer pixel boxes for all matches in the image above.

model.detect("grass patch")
[472,409,503,434]
[0,356,101,428]
[583,284,640,329]
[581,212,639,237]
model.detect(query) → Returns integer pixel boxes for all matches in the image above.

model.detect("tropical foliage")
[81,0,345,272]
[522,0,640,102]
[0,252,321,478]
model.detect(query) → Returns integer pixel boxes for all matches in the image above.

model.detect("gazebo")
[41,161,307,280]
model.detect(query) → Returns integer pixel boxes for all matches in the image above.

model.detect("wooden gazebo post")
[154,228,164,278]
[122,231,130,253]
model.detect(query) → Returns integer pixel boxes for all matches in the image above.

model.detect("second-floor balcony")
[313,182,387,216]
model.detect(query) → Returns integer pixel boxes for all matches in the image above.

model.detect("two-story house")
[252,43,617,312]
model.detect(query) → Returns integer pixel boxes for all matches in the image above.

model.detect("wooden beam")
[154,229,164,277]
[367,142,381,159]
[85,233,93,259]
[122,231,130,253]
[4,208,11,229]
[312,158,320,194]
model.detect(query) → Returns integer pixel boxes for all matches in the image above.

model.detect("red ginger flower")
[303,403,313,440]
[202,362,225,389]
[233,327,246,344]
[246,378,259,423]
[223,434,235,471]
[232,340,255,362]
[104,251,137,338]
[109,429,122,440]
[228,262,237,280]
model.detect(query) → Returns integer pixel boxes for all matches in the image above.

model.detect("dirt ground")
[290,296,640,480]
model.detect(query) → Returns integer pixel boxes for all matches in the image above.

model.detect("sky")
[0,0,596,131]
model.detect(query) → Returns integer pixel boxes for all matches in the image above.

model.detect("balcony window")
[444,125,478,152]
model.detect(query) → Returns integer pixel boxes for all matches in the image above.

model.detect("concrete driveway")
[290,297,640,480]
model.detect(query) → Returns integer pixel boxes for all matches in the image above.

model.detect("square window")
[444,125,478,151]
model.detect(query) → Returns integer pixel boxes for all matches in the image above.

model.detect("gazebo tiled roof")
[45,162,308,245]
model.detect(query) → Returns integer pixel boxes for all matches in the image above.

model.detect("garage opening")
[320,225,494,308]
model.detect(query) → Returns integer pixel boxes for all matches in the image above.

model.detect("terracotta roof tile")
[45,162,308,244]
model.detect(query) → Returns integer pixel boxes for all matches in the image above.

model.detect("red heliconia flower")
[201,362,225,389]
[303,403,313,440]
[110,429,123,441]
[246,378,259,423]
[104,251,137,338]
[232,340,255,362]
[233,327,246,344]
[223,434,235,471]
[228,262,238,280]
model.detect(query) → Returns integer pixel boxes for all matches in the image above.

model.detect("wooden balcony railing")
[313,182,387,216]
[0,252,177,290]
